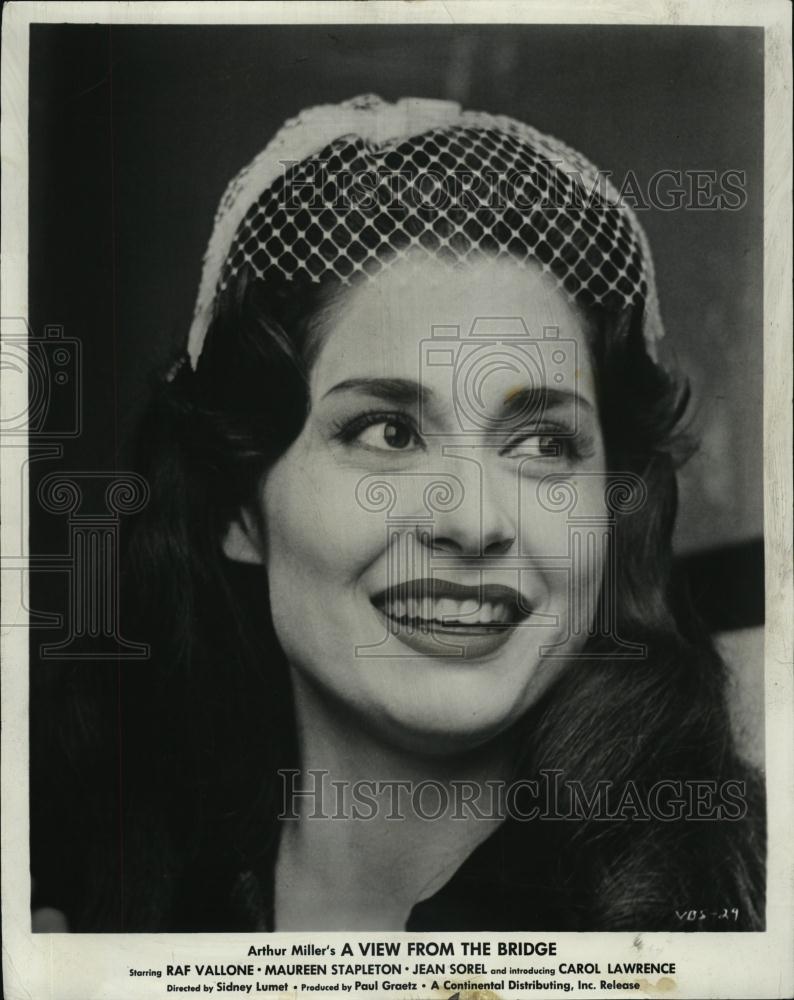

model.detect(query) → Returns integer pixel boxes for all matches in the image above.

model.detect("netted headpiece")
[187,94,664,368]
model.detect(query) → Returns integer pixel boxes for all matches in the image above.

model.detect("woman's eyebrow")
[322,377,431,406]
[501,386,595,419]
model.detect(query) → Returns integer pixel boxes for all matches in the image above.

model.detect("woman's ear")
[222,508,265,565]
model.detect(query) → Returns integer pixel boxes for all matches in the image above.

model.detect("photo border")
[2,2,791,998]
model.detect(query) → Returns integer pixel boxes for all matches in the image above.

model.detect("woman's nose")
[419,457,516,557]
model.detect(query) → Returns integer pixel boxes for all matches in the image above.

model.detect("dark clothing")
[171,816,589,933]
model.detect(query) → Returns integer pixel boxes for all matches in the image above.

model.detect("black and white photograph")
[2,2,792,998]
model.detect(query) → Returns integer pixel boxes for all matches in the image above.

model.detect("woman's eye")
[355,418,419,451]
[505,433,565,459]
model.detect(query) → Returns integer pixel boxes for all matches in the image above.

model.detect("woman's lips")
[371,578,531,658]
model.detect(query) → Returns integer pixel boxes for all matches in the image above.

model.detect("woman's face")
[231,256,609,755]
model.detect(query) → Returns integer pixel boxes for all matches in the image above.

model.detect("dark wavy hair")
[30,249,765,932]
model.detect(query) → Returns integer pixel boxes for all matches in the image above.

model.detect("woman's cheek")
[557,479,608,638]
[518,475,607,626]
[264,453,384,584]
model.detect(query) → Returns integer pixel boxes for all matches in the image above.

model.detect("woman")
[31,95,765,932]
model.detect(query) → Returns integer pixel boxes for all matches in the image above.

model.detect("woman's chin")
[364,697,527,757]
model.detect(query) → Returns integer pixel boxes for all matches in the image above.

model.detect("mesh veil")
[187,95,664,367]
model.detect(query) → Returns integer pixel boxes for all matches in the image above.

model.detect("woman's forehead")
[310,257,598,408]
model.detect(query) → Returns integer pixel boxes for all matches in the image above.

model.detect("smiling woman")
[226,259,607,762]
[33,95,765,933]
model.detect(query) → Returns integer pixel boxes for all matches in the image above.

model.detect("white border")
[2,2,792,999]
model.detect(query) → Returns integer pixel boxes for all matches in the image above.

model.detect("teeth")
[437,598,457,622]
[381,594,515,626]
[460,599,479,619]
